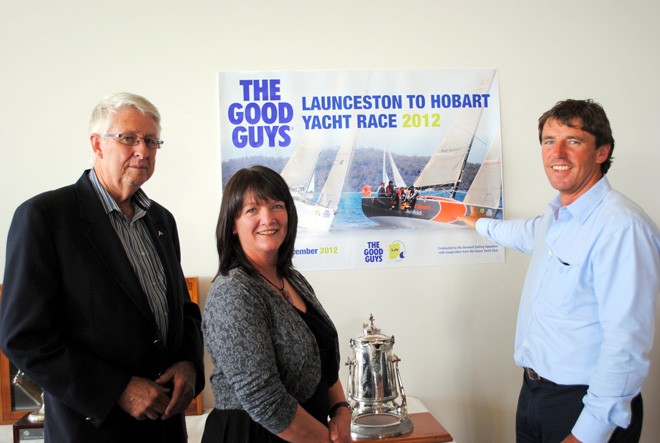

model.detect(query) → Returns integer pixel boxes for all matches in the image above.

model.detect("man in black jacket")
[0,92,204,442]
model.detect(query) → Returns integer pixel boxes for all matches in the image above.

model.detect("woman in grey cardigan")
[202,166,351,443]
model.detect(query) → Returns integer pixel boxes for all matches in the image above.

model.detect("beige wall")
[1,1,659,441]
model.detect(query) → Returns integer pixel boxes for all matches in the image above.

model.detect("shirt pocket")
[538,252,584,313]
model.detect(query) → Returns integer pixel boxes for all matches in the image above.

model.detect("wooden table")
[351,412,452,442]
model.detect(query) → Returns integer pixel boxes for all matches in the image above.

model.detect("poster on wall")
[219,69,504,270]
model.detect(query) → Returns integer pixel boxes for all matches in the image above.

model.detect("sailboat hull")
[361,196,500,228]
[295,200,335,231]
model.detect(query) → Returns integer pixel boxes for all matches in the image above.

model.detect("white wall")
[1,1,659,441]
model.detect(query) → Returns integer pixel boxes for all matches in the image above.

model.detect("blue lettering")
[301,95,403,111]
[356,113,397,128]
[228,101,294,125]
[278,126,291,147]
[430,94,490,109]
[232,125,291,148]
[279,102,294,123]
[228,103,244,124]
[238,79,281,101]
[302,114,351,129]
[232,126,247,148]
[261,102,278,124]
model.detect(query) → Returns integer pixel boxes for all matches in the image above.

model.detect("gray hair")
[89,92,161,135]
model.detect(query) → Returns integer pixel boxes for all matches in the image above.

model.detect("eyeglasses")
[104,133,164,149]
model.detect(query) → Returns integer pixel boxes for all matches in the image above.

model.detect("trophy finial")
[363,314,378,334]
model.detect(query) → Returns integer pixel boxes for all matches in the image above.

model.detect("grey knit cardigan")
[202,266,340,435]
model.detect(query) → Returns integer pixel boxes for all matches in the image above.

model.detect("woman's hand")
[328,406,351,443]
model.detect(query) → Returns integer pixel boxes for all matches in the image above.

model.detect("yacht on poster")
[361,70,502,228]
[280,128,357,231]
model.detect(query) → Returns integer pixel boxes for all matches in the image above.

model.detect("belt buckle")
[525,367,542,381]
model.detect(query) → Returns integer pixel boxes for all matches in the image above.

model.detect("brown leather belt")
[524,367,547,382]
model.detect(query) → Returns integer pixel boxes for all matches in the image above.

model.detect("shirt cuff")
[572,409,616,443]
[475,217,492,237]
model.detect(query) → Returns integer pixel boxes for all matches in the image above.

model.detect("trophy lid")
[350,314,395,347]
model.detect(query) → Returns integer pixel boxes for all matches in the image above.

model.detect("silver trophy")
[345,314,413,439]
[13,370,45,423]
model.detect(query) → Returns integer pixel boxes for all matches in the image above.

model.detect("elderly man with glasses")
[0,92,204,442]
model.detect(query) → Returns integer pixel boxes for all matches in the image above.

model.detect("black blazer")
[0,171,204,442]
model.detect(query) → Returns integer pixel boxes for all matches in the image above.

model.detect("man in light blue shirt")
[460,99,659,443]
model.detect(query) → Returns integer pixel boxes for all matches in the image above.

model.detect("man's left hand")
[155,361,197,420]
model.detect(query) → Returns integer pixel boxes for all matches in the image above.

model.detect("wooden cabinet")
[0,279,204,425]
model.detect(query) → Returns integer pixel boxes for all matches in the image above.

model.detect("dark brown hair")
[538,99,615,174]
[215,165,298,278]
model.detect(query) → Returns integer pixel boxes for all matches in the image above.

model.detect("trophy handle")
[345,357,356,402]
[392,354,409,417]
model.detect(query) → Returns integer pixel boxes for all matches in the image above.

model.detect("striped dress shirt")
[88,169,169,340]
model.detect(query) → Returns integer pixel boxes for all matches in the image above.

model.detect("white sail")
[382,150,390,185]
[280,142,320,190]
[414,70,495,189]
[463,133,502,209]
[389,151,407,188]
[307,172,315,194]
[317,129,357,210]
[286,70,370,231]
